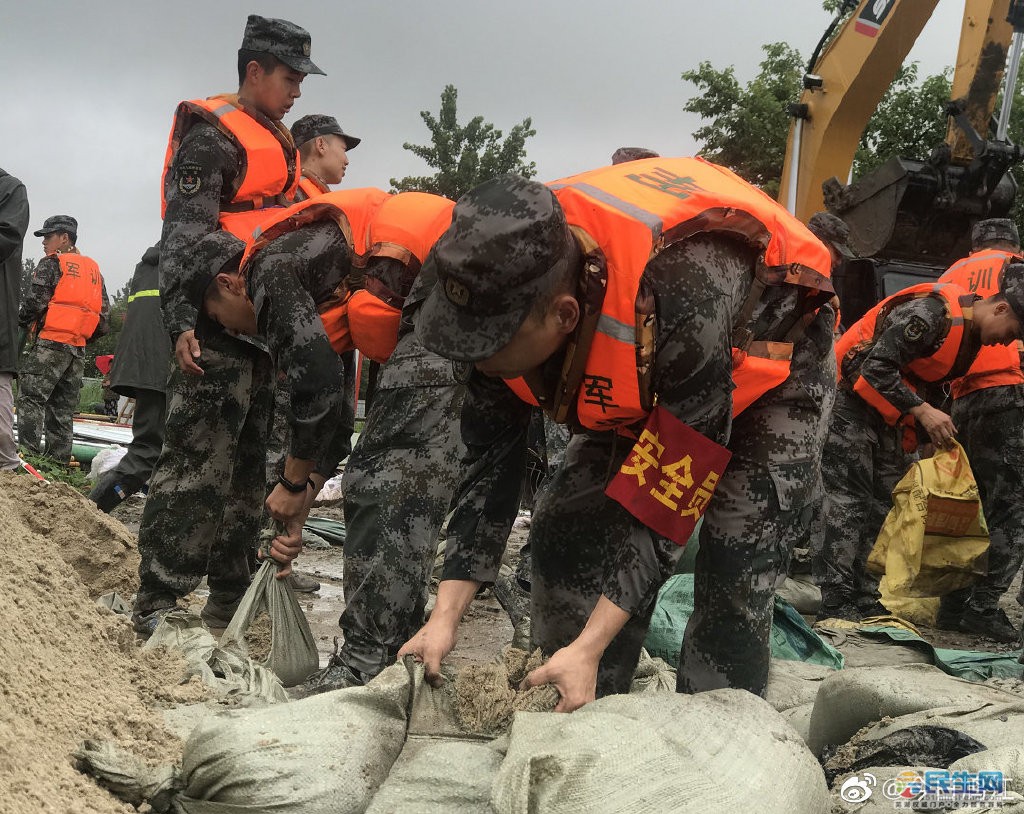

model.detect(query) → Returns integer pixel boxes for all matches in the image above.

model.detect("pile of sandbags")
[80,655,831,813]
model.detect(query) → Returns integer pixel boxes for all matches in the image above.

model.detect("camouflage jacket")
[19,250,111,358]
[437,235,808,617]
[841,296,982,415]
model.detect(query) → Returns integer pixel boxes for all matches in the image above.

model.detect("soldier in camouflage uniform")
[132,15,325,633]
[937,219,1024,642]
[18,215,110,462]
[379,172,837,708]
[815,263,1024,622]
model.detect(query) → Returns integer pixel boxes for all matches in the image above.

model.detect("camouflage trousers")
[814,387,916,609]
[339,380,467,678]
[679,315,835,696]
[949,396,1024,611]
[135,332,273,614]
[17,340,83,462]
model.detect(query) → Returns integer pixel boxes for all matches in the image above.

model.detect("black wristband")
[278,473,310,493]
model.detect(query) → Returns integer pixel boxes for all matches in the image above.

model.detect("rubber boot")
[935,588,970,631]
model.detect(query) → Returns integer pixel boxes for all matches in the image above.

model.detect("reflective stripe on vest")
[127,288,160,304]
[38,253,103,347]
[160,97,300,240]
[835,282,971,425]
[938,248,1024,398]
[508,157,833,431]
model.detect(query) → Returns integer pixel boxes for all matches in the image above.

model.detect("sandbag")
[764,659,835,712]
[176,661,411,814]
[219,556,319,687]
[782,704,814,745]
[145,611,287,703]
[808,663,1024,758]
[491,689,828,814]
[629,649,677,694]
[366,738,506,814]
[776,575,821,615]
[868,442,989,597]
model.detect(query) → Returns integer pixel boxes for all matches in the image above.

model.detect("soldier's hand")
[522,643,598,713]
[263,525,303,578]
[909,403,957,448]
[397,618,458,687]
[175,330,203,375]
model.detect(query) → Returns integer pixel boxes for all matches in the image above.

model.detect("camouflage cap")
[416,175,572,362]
[971,218,1019,250]
[807,212,855,259]
[240,14,324,76]
[33,215,78,237]
[999,263,1024,324]
[611,147,660,165]
[290,114,360,150]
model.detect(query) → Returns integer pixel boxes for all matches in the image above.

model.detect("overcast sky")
[2,0,967,290]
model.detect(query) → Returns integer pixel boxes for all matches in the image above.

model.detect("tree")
[853,64,951,178]
[391,84,537,200]
[682,43,804,198]
[681,46,951,194]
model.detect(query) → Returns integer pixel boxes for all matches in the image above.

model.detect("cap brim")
[32,229,51,237]
[278,55,326,76]
[834,243,856,260]
[415,279,532,363]
[341,134,361,150]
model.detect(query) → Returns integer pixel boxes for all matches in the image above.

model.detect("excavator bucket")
[824,156,1017,265]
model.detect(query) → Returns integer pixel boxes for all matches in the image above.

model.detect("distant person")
[936,218,1024,641]
[291,114,360,200]
[815,265,1024,622]
[90,244,172,513]
[18,215,110,463]
[0,168,29,471]
[611,147,660,164]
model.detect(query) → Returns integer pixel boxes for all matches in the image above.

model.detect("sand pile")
[3,475,140,596]
[0,473,184,813]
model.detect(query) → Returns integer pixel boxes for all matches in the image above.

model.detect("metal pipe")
[997,31,1024,141]
[786,117,804,216]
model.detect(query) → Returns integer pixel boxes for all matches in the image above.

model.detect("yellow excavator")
[779,0,1024,323]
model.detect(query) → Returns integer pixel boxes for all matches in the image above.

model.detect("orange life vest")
[938,248,1024,397]
[835,282,975,429]
[239,188,455,362]
[38,253,103,347]
[504,157,834,431]
[161,96,300,240]
[296,174,328,201]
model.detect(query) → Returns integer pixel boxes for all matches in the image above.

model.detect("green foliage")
[391,84,537,200]
[682,43,952,195]
[681,42,804,198]
[19,450,92,492]
[852,65,952,178]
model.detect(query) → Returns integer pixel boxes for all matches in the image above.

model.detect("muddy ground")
[111,495,519,669]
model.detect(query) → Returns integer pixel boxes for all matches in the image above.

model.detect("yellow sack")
[868,441,989,598]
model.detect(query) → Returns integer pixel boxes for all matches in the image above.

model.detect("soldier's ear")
[553,294,579,334]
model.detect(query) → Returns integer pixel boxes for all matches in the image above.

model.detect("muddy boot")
[816,589,861,623]
[131,606,175,637]
[287,571,321,593]
[200,592,245,630]
[89,471,143,513]
[296,641,368,697]
[958,607,1020,643]
[935,589,970,631]
[493,565,531,630]
[858,600,890,620]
